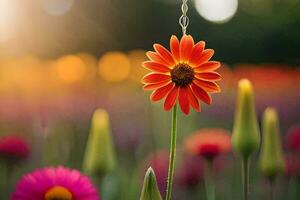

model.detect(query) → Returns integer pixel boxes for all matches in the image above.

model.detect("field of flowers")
[0,0,300,199]
[0,50,299,199]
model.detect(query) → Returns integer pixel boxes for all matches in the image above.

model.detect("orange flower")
[142,35,221,115]
[184,129,231,159]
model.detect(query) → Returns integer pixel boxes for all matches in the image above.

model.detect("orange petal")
[164,86,179,111]
[187,86,200,112]
[192,49,214,67]
[189,41,205,66]
[142,73,171,84]
[143,81,170,90]
[191,83,212,105]
[153,44,175,66]
[193,79,221,93]
[180,35,194,62]
[170,35,180,62]
[194,61,221,72]
[151,83,174,101]
[143,61,170,73]
[178,87,190,115]
[195,72,221,81]
[146,51,169,66]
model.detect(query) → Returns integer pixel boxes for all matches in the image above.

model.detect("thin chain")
[179,0,189,35]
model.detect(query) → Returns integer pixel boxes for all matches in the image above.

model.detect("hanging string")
[179,0,189,35]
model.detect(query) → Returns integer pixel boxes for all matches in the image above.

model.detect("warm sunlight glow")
[42,0,74,16]
[54,55,87,84]
[0,0,17,42]
[98,52,131,83]
[128,50,148,83]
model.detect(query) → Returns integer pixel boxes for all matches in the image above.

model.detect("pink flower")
[0,135,30,160]
[12,166,99,200]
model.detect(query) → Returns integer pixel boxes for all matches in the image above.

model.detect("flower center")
[44,186,73,200]
[199,144,220,160]
[171,63,194,87]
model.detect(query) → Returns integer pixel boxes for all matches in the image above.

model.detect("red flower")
[142,35,221,115]
[285,125,300,152]
[184,129,231,159]
[0,135,30,161]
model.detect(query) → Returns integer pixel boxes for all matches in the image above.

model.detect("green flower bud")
[140,167,163,200]
[83,109,116,176]
[259,107,284,178]
[232,79,260,158]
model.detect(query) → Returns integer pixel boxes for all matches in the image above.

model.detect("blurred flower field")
[0,50,299,199]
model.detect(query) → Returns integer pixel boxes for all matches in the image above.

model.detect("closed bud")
[83,109,116,176]
[259,107,284,178]
[140,167,163,200]
[232,79,260,158]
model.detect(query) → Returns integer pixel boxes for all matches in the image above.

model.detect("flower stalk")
[204,159,215,200]
[232,79,260,200]
[269,178,274,200]
[142,35,221,199]
[165,104,178,200]
[259,108,284,200]
[242,157,249,200]
[82,109,116,177]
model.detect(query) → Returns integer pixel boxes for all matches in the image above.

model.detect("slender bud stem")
[270,181,274,200]
[204,159,215,200]
[165,105,178,200]
[5,163,13,199]
[242,157,249,200]
[269,179,274,200]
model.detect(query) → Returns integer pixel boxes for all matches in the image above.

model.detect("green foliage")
[140,167,163,200]
[82,109,116,176]
[259,107,284,178]
[232,79,260,158]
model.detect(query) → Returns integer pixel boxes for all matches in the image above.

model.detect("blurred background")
[0,0,299,200]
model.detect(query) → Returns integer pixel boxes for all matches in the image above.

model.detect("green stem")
[269,179,274,200]
[242,157,249,200]
[297,179,300,199]
[165,104,178,200]
[4,162,13,199]
[204,159,215,200]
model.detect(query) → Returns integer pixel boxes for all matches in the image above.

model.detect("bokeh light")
[0,56,47,96]
[54,55,86,84]
[0,0,17,42]
[98,52,131,83]
[42,0,74,16]
[76,53,98,81]
[128,50,147,83]
[195,0,238,23]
